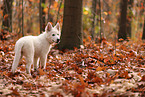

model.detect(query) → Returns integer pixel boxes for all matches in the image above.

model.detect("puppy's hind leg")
[25,55,33,74]
[24,44,34,74]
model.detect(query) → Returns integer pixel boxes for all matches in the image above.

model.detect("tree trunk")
[27,0,33,34]
[56,0,63,24]
[142,18,145,40]
[99,0,102,42]
[47,0,54,23]
[118,0,128,40]
[58,0,83,50]
[22,0,24,36]
[18,1,22,35]
[39,0,45,33]
[2,0,13,32]
[127,0,133,38]
[91,0,97,40]
[42,0,45,31]
[142,0,145,40]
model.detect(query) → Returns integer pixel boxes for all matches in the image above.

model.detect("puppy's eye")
[52,34,55,36]
[57,34,59,35]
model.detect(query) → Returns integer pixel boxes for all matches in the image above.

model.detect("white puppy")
[12,22,61,74]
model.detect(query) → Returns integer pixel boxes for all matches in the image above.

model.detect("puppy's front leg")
[40,55,47,69]
[33,57,39,70]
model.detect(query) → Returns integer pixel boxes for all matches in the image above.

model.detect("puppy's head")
[45,22,61,44]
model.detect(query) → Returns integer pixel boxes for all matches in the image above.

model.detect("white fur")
[12,22,61,74]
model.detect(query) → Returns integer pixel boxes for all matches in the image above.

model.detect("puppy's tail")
[12,41,23,74]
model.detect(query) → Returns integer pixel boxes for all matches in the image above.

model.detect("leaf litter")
[0,38,145,97]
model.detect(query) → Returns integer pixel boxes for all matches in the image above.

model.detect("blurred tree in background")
[91,0,97,40]
[143,18,145,39]
[127,0,134,38]
[39,0,45,33]
[2,0,13,32]
[118,0,128,40]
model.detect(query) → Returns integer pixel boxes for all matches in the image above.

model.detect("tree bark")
[127,0,133,38]
[91,0,97,40]
[56,0,63,24]
[2,0,13,32]
[39,0,45,33]
[22,0,24,36]
[142,18,145,40]
[118,0,128,40]
[58,0,83,50]
[99,0,102,42]
[142,0,145,40]
[42,0,45,31]
[47,0,54,23]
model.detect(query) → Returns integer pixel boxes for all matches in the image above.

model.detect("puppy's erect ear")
[54,22,60,31]
[45,22,53,32]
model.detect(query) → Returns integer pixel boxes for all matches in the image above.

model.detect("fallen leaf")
[38,68,46,76]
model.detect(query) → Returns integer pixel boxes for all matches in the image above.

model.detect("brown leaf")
[73,82,86,92]
[141,75,145,81]
[91,76,103,84]
[11,88,21,96]
[119,71,132,79]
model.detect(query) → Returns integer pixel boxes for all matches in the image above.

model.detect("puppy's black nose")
[56,39,60,43]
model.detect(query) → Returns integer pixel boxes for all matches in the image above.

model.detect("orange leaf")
[104,59,108,64]
[104,11,108,15]
[88,36,91,41]
[54,1,58,8]
[2,71,7,75]
[38,68,46,75]
[0,10,3,16]
[4,14,9,20]
[118,38,124,41]
[37,0,40,3]
[112,72,119,79]
[108,11,112,14]
[43,8,48,14]
[78,75,86,86]
[96,66,102,71]
[84,10,89,15]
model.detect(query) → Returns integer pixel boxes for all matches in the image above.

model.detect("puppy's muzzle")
[56,39,60,43]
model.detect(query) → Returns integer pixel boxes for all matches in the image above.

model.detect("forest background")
[0,0,145,41]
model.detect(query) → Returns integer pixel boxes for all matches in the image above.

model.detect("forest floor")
[0,36,145,97]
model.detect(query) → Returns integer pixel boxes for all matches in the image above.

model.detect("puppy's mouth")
[52,39,60,43]
[56,39,60,43]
